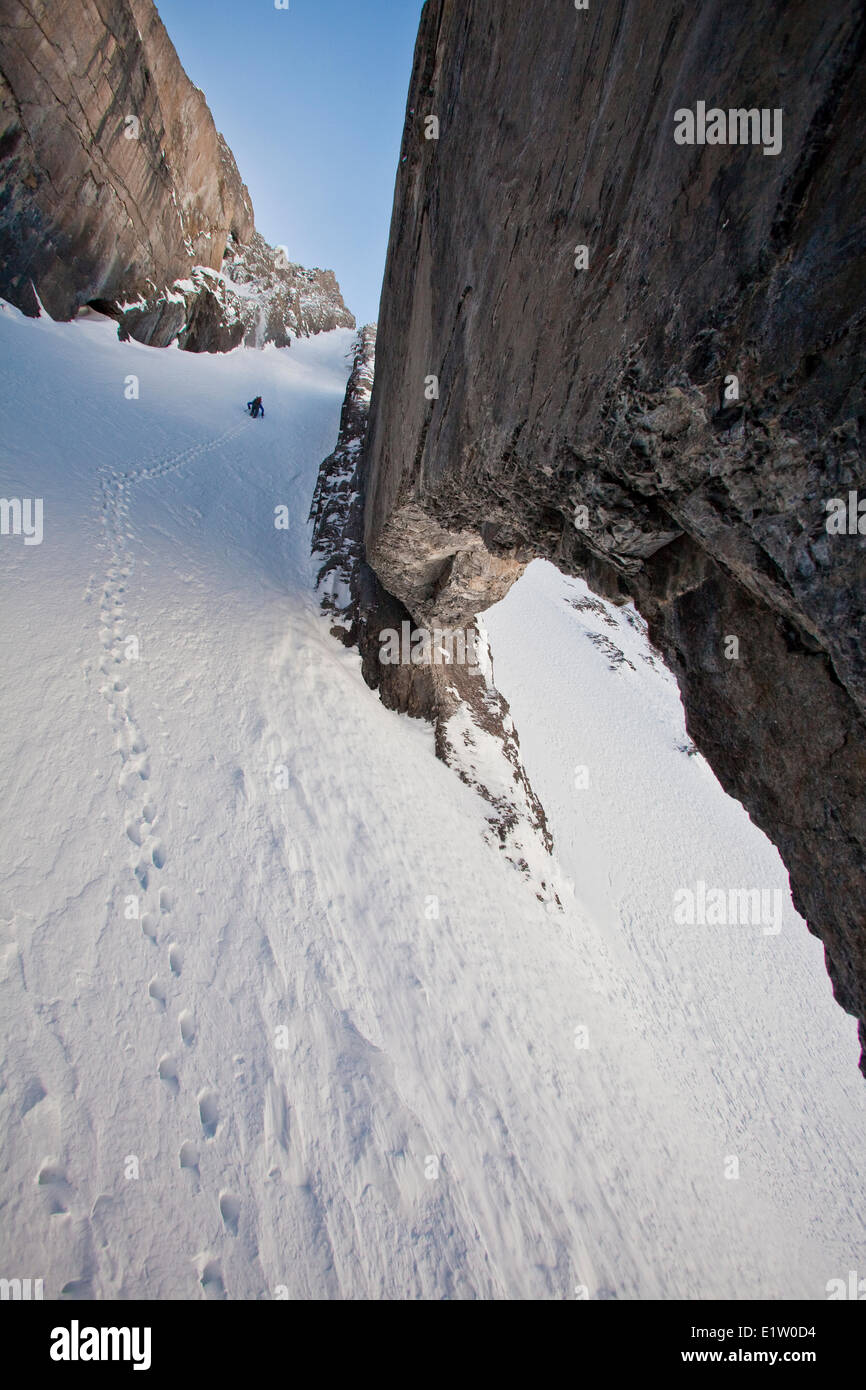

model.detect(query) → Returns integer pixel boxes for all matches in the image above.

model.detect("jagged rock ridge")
[222,231,355,347]
[116,231,354,352]
[362,1,866,1068]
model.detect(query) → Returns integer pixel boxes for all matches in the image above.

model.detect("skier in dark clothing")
[247,396,265,418]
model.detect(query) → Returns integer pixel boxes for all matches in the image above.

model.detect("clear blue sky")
[154,0,425,326]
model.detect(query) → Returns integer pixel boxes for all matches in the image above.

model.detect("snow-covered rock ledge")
[108,232,355,353]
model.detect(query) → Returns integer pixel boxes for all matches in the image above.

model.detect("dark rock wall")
[0,0,255,321]
[311,325,451,721]
[364,2,866,1067]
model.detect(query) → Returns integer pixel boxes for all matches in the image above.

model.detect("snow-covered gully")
[0,305,864,1301]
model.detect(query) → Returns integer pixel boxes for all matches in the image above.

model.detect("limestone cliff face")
[364,2,866,1067]
[0,0,354,349]
[0,0,254,320]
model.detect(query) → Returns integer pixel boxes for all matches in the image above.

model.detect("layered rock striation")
[0,0,252,319]
[363,2,866,1066]
[0,0,352,348]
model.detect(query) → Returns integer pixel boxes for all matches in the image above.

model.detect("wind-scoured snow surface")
[0,302,863,1301]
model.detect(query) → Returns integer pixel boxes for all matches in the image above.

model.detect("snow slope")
[0,303,863,1301]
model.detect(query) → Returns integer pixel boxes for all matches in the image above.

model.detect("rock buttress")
[311,327,558,900]
[0,0,254,322]
[363,1,866,1067]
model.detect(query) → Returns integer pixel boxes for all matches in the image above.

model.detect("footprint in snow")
[148,978,166,1012]
[36,1161,70,1214]
[199,1259,226,1300]
[198,1090,219,1139]
[179,1142,200,1173]
[60,1279,94,1300]
[20,1077,47,1117]
[37,1161,67,1187]
[158,1056,180,1096]
[219,1192,241,1237]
